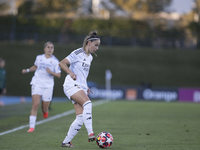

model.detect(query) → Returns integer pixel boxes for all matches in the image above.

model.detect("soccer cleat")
[61,142,75,147]
[43,112,48,118]
[27,128,34,132]
[88,133,96,142]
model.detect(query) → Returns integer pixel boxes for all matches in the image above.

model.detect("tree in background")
[0,0,196,48]
[32,0,79,14]
[188,0,200,48]
[0,2,9,11]
[111,0,172,13]
[16,0,172,16]
[0,0,25,16]
[194,0,200,21]
[18,0,33,15]
[18,0,79,15]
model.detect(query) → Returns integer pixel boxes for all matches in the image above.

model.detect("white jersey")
[30,54,61,87]
[63,47,93,89]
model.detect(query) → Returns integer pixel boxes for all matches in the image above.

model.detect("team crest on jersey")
[74,84,80,89]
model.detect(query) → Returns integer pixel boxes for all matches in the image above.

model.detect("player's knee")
[83,101,92,108]
[32,104,39,110]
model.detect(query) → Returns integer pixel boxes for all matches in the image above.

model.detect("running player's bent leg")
[41,101,50,112]
[63,114,83,143]
[41,101,49,118]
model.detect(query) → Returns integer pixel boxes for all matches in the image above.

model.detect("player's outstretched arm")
[46,68,61,78]
[22,65,37,74]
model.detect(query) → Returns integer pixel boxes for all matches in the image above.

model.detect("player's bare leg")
[28,95,41,132]
[30,95,41,116]
[71,90,89,106]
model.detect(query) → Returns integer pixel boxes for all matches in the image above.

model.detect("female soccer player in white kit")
[22,41,61,132]
[59,31,100,147]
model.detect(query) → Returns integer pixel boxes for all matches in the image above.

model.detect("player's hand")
[46,67,52,74]
[70,73,77,80]
[22,69,28,74]
[87,87,93,95]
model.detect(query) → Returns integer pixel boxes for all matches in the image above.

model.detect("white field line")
[0,100,109,136]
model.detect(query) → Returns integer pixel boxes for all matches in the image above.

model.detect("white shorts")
[31,85,53,102]
[63,83,87,104]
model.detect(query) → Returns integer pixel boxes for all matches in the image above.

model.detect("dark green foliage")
[18,1,34,15]
[0,15,185,42]
[1,43,200,96]
[111,0,172,13]
[72,19,151,38]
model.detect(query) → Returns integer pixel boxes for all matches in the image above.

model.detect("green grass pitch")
[0,100,200,150]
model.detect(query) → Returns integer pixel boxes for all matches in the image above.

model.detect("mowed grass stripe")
[0,100,109,136]
[0,101,200,150]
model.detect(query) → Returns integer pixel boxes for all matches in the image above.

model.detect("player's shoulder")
[36,54,44,59]
[51,55,59,63]
[89,54,93,59]
[73,48,84,55]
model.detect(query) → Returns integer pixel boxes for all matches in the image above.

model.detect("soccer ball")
[96,132,113,148]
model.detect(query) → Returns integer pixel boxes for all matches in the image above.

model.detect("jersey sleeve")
[34,55,39,66]
[66,51,78,64]
[54,61,61,73]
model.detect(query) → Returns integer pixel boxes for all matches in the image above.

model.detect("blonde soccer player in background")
[22,41,61,132]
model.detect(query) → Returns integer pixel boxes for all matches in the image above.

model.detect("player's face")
[88,39,100,54]
[44,43,54,56]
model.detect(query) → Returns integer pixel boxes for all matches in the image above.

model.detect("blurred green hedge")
[1,43,200,96]
[1,16,182,39]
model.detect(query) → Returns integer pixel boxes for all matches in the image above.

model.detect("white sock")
[29,115,37,129]
[63,114,83,143]
[82,101,93,135]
